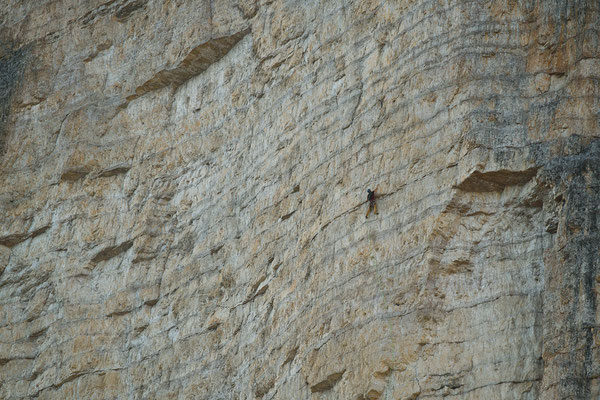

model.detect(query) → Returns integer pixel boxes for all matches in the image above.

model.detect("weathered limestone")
[0,0,599,399]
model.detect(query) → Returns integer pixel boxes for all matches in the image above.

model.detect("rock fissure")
[124,29,250,106]
[310,370,346,393]
[91,240,134,263]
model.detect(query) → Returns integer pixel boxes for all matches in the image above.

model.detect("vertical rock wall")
[0,1,598,399]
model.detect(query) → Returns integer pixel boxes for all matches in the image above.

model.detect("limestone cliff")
[0,1,599,399]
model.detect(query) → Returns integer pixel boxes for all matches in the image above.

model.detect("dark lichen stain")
[0,43,27,153]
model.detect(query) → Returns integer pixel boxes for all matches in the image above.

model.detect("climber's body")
[365,188,378,218]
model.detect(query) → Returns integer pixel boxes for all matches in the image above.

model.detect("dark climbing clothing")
[366,189,378,218]
[367,189,375,203]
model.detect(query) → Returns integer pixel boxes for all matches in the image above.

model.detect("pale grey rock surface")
[0,0,599,399]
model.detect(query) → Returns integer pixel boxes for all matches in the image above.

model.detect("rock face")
[0,1,599,399]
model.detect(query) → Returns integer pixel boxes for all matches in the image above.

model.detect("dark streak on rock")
[83,40,112,62]
[28,367,43,382]
[210,244,223,255]
[310,369,346,393]
[144,298,158,307]
[255,376,275,399]
[207,320,220,330]
[114,0,148,21]
[456,167,538,192]
[60,169,90,182]
[244,276,269,304]
[125,29,250,105]
[250,275,267,294]
[0,225,49,248]
[107,309,131,317]
[28,327,47,340]
[255,284,268,297]
[91,240,133,263]
[0,43,27,154]
[283,346,298,366]
[98,164,130,178]
[80,0,118,26]
[0,356,34,367]
[281,210,295,221]
[51,371,86,390]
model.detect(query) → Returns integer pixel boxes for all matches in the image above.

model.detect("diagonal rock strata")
[124,29,250,104]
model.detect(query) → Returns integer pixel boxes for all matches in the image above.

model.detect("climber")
[365,188,378,218]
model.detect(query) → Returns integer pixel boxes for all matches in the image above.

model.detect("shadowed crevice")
[456,167,538,192]
[98,164,130,177]
[310,370,346,393]
[91,240,133,263]
[114,0,148,21]
[123,29,250,106]
[0,225,49,248]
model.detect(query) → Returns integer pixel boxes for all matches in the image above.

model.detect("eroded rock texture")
[0,0,599,399]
